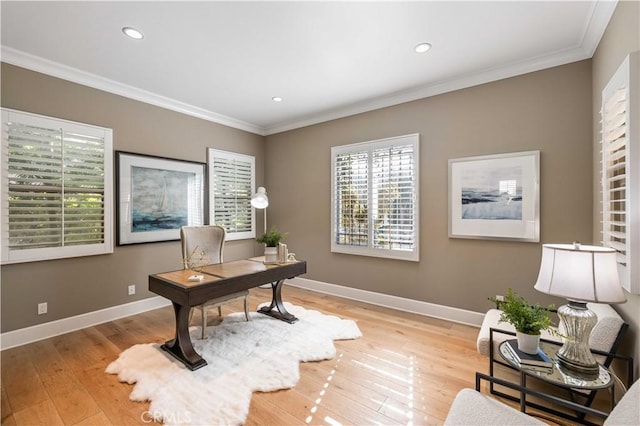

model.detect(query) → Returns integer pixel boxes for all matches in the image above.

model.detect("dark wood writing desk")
[149,257,307,370]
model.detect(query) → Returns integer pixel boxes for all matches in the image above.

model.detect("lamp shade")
[251,186,269,209]
[534,243,626,303]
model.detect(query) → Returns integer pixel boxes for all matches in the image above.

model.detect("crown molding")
[2,0,615,137]
[581,0,618,57]
[1,46,267,136]
[264,46,591,135]
[264,1,617,135]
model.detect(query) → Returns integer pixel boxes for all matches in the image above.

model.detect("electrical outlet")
[128,285,136,296]
[38,302,48,315]
[495,295,505,302]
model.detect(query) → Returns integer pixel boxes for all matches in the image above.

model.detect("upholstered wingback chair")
[180,225,249,339]
[181,225,225,268]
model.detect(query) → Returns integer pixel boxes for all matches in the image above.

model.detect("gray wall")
[0,64,265,332]
[265,60,593,313]
[591,0,640,378]
[3,60,593,332]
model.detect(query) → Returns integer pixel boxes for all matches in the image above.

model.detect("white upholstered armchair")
[445,379,639,425]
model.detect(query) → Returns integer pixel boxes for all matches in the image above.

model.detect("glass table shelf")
[498,339,613,390]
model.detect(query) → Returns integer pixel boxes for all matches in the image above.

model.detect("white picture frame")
[116,151,205,245]
[448,150,540,242]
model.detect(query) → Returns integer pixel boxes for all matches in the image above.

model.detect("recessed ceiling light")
[414,42,432,53]
[272,97,283,102]
[122,27,144,40]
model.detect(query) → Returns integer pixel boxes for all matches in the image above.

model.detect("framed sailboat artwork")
[116,151,205,245]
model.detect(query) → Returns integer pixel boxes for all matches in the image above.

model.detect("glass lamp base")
[556,301,599,378]
[557,354,599,378]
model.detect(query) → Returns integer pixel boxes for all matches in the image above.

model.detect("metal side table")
[476,338,616,426]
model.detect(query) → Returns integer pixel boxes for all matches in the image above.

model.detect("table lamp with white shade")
[534,243,626,377]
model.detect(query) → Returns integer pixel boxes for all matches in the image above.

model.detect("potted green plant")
[256,226,286,264]
[490,288,555,354]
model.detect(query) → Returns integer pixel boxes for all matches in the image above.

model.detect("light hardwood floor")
[1,286,610,425]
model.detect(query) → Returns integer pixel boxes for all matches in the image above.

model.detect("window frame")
[207,148,256,241]
[331,133,420,262]
[1,108,113,264]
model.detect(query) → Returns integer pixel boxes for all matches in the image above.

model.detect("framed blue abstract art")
[116,151,205,245]
[448,150,540,242]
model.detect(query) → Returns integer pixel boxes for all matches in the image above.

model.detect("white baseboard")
[0,296,171,351]
[1,279,483,351]
[287,277,485,328]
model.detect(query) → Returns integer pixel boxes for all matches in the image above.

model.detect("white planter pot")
[516,331,540,355]
[264,246,278,264]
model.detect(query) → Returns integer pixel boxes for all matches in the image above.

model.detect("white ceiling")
[1,1,616,136]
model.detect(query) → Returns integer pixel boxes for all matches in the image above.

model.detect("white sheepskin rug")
[105,303,362,425]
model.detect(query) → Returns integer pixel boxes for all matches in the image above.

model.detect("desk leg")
[258,279,298,323]
[161,302,207,371]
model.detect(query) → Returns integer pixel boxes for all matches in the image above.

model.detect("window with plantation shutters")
[601,52,639,294]
[208,149,255,241]
[331,134,419,261]
[1,108,113,264]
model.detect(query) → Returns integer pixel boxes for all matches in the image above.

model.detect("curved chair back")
[180,225,226,268]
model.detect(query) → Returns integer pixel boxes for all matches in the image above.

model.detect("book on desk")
[505,340,553,370]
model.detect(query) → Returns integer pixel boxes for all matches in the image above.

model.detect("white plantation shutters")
[208,149,255,240]
[602,89,628,260]
[332,134,419,261]
[372,144,416,251]
[1,108,113,264]
[334,150,369,247]
[601,52,639,294]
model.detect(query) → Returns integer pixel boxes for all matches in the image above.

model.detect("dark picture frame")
[116,151,205,245]
[448,150,540,242]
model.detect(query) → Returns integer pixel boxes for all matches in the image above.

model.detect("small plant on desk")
[256,227,287,264]
[256,226,287,247]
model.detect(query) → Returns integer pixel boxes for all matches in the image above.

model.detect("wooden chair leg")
[243,296,250,321]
